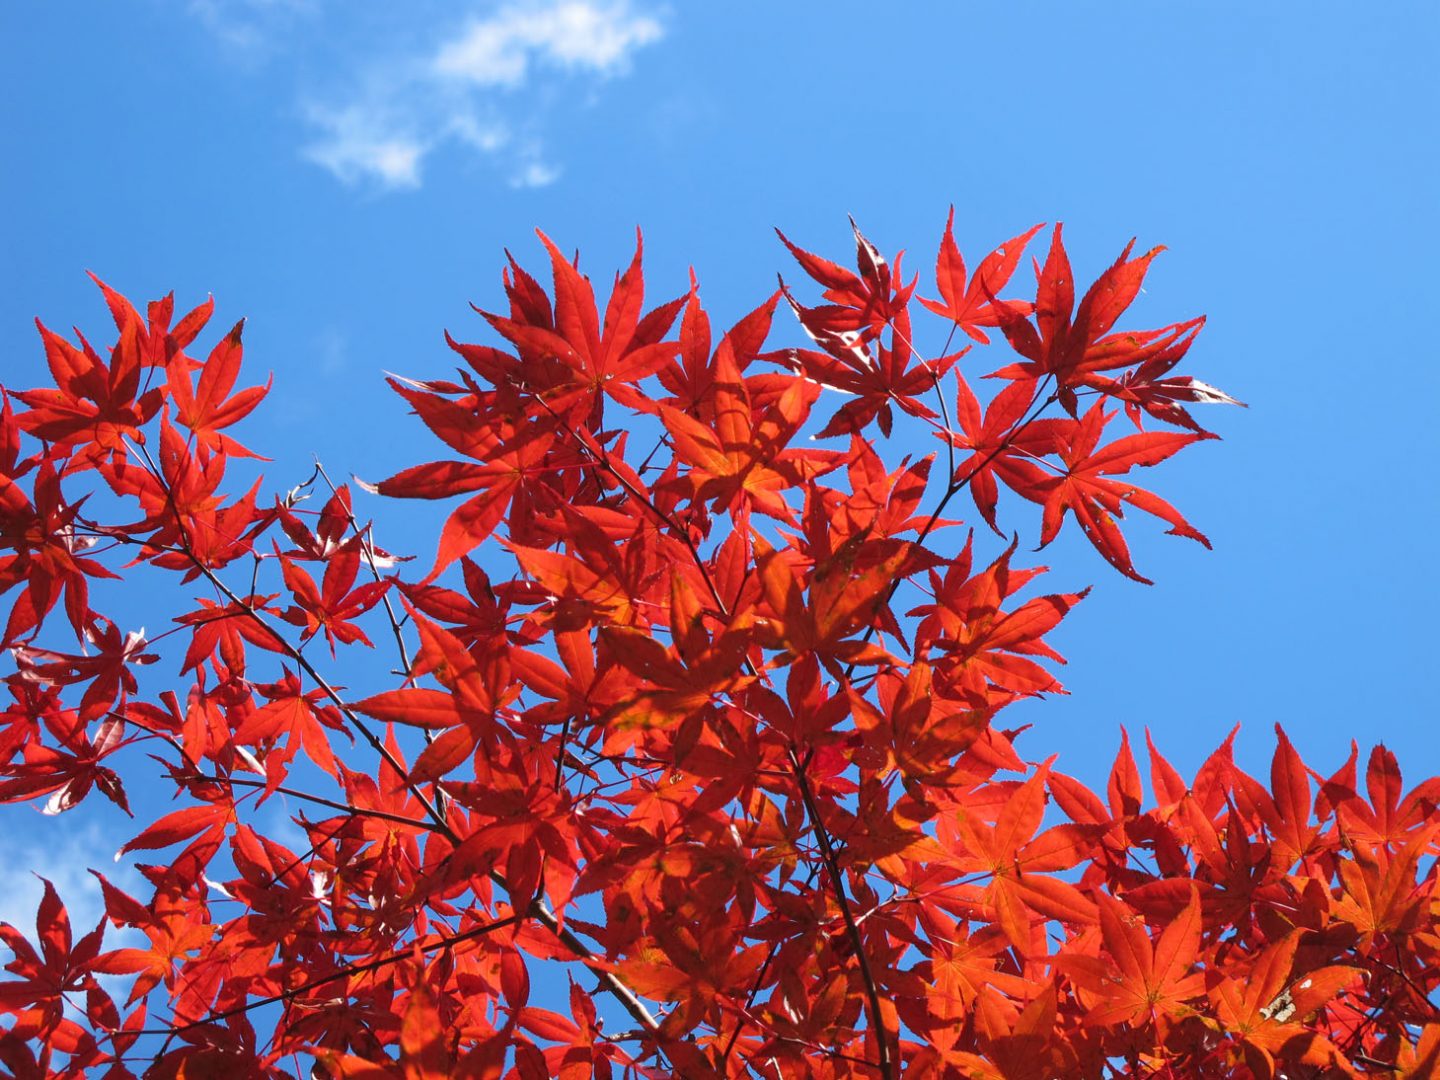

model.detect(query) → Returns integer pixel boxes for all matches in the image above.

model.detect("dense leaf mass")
[3,219,1435,1080]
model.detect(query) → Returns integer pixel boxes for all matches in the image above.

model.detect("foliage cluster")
[2,215,1437,1078]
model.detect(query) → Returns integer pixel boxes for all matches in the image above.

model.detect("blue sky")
[2,1,1437,932]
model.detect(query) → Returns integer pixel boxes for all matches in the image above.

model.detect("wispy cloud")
[186,0,318,57]
[511,159,563,188]
[188,1,666,192]
[301,105,429,191]
[434,2,663,87]
[0,823,140,943]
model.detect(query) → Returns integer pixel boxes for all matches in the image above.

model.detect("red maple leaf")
[918,209,1043,344]
[0,879,108,1037]
[776,217,916,341]
[946,375,1062,535]
[232,668,351,781]
[479,229,683,423]
[940,764,1100,952]
[165,318,271,458]
[1007,402,1212,583]
[277,540,391,654]
[986,225,1183,415]
[909,537,1085,705]
[14,284,164,463]
[1058,885,1205,1029]
[660,346,838,524]
[0,459,118,642]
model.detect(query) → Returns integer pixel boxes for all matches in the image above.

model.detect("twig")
[788,747,893,1080]
[134,913,523,1037]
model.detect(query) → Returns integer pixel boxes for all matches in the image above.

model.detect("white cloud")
[301,105,428,190]
[0,822,141,944]
[0,824,150,1019]
[448,111,511,153]
[186,0,318,56]
[282,1,665,192]
[434,2,663,87]
[511,159,562,188]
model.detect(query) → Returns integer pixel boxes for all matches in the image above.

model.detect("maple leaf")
[1333,742,1440,849]
[838,777,949,875]
[851,660,990,784]
[333,726,429,855]
[232,668,351,781]
[506,506,666,632]
[478,229,683,424]
[1006,401,1212,583]
[14,281,164,462]
[598,573,753,732]
[753,531,909,674]
[1058,885,1205,1030]
[0,879,107,1035]
[616,913,767,1032]
[374,386,563,581]
[0,391,38,481]
[277,540,391,654]
[946,375,1058,535]
[909,536,1086,705]
[1083,315,1245,433]
[1231,724,1323,869]
[117,796,234,865]
[919,210,1044,344]
[828,438,936,544]
[355,613,515,782]
[397,556,511,652]
[10,617,156,724]
[939,982,1079,1079]
[507,625,603,720]
[91,889,211,1005]
[519,978,626,1079]
[656,288,779,420]
[445,758,582,912]
[314,977,463,1080]
[106,415,269,578]
[173,593,289,676]
[0,710,130,815]
[776,217,919,343]
[660,345,836,524]
[88,272,215,370]
[0,458,118,642]
[165,317,271,458]
[915,913,1031,1022]
[779,289,967,439]
[275,483,363,560]
[941,764,1101,951]
[985,225,1174,406]
[1207,933,1363,1077]
[1331,821,1440,938]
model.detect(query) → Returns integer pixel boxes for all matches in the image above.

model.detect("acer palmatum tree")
[1,215,1436,1080]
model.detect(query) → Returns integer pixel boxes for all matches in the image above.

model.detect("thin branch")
[312,459,414,677]
[530,393,737,625]
[125,437,454,840]
[787,746,893,1080]
[133,913,523,1037]
[839,373,1056,686]
[524,886,665,1038]
[177,771,447,834]
[311,459,451,819]
[116,438,671,1050]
